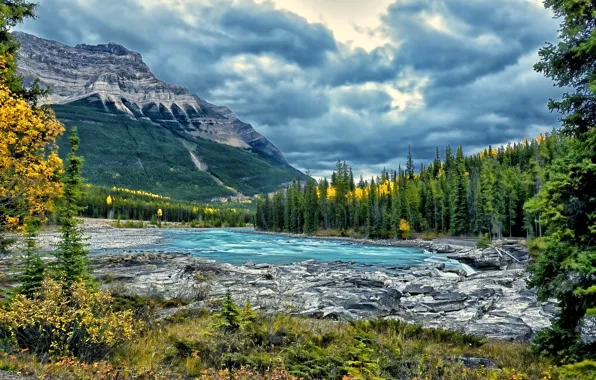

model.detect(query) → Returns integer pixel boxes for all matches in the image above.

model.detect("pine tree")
[54,128,90,287]
[0,1,47,104]
[17,220,45,297]
[451,145,469,236]
[475,158,495,235]
[216,290,243,332]
[432,146,441,178]
[527,0,596,362]
[406,145,415,180]
[303,177,318,234]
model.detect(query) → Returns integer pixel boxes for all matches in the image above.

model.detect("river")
[135,228,460,268]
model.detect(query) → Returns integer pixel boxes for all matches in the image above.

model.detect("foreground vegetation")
[3,290,594,380]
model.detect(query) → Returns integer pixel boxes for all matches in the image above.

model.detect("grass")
[0,294,567,379]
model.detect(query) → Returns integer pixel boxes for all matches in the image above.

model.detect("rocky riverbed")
[90,238,556,342]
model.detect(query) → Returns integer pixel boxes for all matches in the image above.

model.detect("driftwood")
[494,246,522,263]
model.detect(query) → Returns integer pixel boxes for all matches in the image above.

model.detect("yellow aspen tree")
[0,83,64,235]
[399,218,411,239]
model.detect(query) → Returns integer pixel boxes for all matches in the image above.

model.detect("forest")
[78,185,254,227]
[255,133,565,239]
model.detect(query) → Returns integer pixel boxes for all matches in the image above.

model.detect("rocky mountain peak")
[75,42,140,57]
[14,31,287,164]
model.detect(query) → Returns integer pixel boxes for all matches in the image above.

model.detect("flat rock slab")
[91,248,555,342]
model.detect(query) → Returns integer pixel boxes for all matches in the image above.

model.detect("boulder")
[457,357,498,369]
[579,315,596,345]
[466,315,533,341]
[404,284,434,295]
[434,244,456,253]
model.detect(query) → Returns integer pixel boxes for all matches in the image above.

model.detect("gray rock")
[578,315,596,345]
[89,244,553,342]
[434,244,456,253]
[457,357,498,369]
[432,292,468,302]
[422,299,466,312]
[466,315,533,341]
[404,284,434,295]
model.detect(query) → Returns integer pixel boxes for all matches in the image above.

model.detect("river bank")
[89,239,554,342]
[2,223,555,342]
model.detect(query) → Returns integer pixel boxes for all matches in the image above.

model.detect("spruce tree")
[451,145,469,236]
[17,220,45,297]
[216,290,243,332]
[406,145,415,180]
[0,0,47,104]
[54,128,90,287]
[303,177,318,234]
[432,146,441,178]
[527,0,596,362]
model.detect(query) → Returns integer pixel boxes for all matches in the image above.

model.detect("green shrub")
[477,233,491,249]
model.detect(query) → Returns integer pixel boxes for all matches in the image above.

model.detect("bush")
[477,233,491,249]
[558,360,596,379]
[0,278,141,362]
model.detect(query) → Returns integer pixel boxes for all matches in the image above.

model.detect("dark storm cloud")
[18,0,563,177]
[379,0,557,87]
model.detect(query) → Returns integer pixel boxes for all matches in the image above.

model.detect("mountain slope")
[14,32,306,201]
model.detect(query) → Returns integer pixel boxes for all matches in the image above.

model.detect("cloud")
[18,0,564,178]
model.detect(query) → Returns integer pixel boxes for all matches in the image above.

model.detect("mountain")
[13,32,306,201]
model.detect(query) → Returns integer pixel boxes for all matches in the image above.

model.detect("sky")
[19,0,563,179]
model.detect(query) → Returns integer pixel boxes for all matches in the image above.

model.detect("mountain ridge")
[13,31,306,202]
[13,31,287,164]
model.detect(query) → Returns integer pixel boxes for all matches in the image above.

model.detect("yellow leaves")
[377,180,392,196]
[399,219,411,233]
[111,186,171,200]
[106,195,112,206]
[399,219,412,239]
[479,148,498,159]
[0,278,140,359]
[535,134,547,143]
[326,186,337,200]
[0,84,64,230]
[157,208,163,217]
[353,187,367,201]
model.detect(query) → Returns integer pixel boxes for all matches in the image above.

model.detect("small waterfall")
[460,263,477,276]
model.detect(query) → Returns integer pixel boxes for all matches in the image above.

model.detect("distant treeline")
[256,131,568,239]
[79,186,254,227]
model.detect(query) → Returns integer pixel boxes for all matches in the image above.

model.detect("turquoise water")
[139,229,457,268]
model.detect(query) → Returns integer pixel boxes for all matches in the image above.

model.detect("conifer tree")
[54,128,90,287]
[451,145,469,235]
[17,220,45,297]
[303,177,318,234]
[406,145,415,180]
[216,290,243,332]
[0,0,47,104]
[432,146,441,178]
[526,0,596,362]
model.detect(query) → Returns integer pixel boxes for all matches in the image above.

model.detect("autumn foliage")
[0,82,64,231]
[0,278,140,362]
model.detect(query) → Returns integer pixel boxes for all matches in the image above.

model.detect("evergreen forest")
[256,133,565,239]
